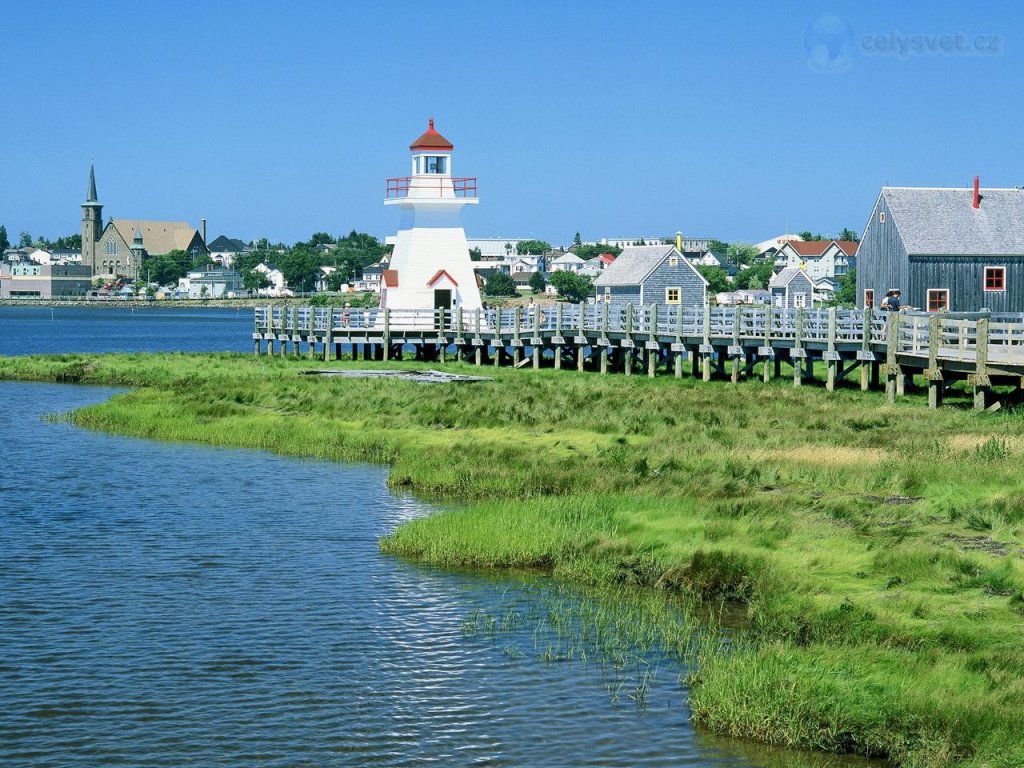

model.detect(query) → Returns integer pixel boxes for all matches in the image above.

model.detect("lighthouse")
[382,119,483,313]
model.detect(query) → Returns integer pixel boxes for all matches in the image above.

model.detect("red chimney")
[973,176,981,209]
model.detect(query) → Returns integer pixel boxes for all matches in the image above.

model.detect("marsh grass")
[3,353,1024,766]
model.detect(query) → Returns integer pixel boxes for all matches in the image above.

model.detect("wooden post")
[512,307,521,366]
[577,301,587,372]
[473,308,482,366]
[860,306,871,391]
[532,304,541,369]
[623,304,634,376]
[494,307,502,368]
[793,309,805,387]
[701,303,712,382]
[254,308,261,356]
[731,306,741,384]
[648,304,658,378]
[826,307,837,391]
[674,304,684,378]
[456,307,464,363]
[382,308,391,362]
[762,304,773,383]
[885,311,901,403]
[974,318,990,411]
[927,313,943,409]
[324,312,333,362]
[439,307,447,364]
[554,303,563,370]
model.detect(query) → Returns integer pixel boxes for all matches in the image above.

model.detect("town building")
[548,253,585,273]
[177,268,245,299]
[768,267,815,308]
[80,165,209,281]
[382,119,483,312]
[596,236,713,252]
[207,235,251,268]
[856,180,1024,312]
[593,245,707,309]
[0,262,93,298]
[774,239,857,282]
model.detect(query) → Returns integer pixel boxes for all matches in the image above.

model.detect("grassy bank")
[2,353,1022,767]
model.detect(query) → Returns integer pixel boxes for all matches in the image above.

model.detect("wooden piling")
[974,318,990,411]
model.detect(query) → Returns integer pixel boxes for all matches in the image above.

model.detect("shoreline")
[1,352,1021,767]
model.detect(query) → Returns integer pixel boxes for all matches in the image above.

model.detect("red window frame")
[864,289,874,308]
[984,266,1006,292]
[927,289,949,312]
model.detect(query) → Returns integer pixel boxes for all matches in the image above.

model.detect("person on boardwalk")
[881,289,902,312]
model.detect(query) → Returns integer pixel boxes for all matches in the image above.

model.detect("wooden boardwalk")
[253,304,1024,410]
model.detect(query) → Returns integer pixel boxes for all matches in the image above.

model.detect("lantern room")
[409,118,454,176]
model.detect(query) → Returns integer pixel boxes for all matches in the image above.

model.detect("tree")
[53,234,82,249]
[572,244,621,261]
[839,227,859,242]
[469,247,483,261]
[0,225,8,251]
[516,239,551,255]
[306,232,335,247]
[733,260,774,290]
[707,239,730,253]
[696,265,731,294]
[572,231,583,250]
[326,271,348,291]
[726,244,759,266]
[548,271,593,303]
[243,269,271,292]
[528,271,546,294]
[483,272,518,297]
[277,245,320,293]
[834,268,857,306]
[145,253,187,286]
[18,231,31,248]
[200,285,209,299]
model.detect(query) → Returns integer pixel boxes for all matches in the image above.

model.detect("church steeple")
[82,164,104,274]
[87,164,99,203]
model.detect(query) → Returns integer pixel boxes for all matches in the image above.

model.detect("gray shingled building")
[593,245,707,309]
[856,183,1024,312]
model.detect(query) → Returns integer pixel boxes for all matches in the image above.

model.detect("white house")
[549,253,585,273]
[253,262,286,293]
[774,240,858,281]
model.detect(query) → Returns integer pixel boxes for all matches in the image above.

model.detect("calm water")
[0,305,253,356]
[0,381,778,768]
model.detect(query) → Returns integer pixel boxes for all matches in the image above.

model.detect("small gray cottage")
[768,267,815,308]
[856,183,1024,312]
[593,245,707,309]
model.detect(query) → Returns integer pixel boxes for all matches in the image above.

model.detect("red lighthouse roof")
[410,118,454,151]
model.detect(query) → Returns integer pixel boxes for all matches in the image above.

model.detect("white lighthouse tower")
[382,119,483,313]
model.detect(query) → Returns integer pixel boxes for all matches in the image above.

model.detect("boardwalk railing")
[253,304,1024,411]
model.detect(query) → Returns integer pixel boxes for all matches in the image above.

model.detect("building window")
[927,289,949,312]
[669,256,678,267]
[984,266,1006,291]
[105,240,118,256]
[794,293,807,308]
[879,212,886,223]
[665,287,681,304]
[864,289,874,307]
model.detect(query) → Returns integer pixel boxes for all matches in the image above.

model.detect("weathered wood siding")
[909,256,1024,312]
[602,285,642,306]
[856,192,909,307]
[639,256,706,308]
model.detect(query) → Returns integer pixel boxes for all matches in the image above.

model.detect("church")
[81,165,209,281]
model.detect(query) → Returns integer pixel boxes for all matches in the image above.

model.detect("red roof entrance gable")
[426,269,459,288]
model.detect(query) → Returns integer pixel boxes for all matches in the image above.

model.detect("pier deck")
[253,304,1024,410]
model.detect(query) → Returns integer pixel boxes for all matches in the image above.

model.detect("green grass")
[3,351,1024,767]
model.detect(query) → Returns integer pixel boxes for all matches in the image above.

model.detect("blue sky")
[2,1,1020,246]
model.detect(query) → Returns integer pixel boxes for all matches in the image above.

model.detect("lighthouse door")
[434,289,452,328]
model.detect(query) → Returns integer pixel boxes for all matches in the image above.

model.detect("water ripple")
[0,381,773,768]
